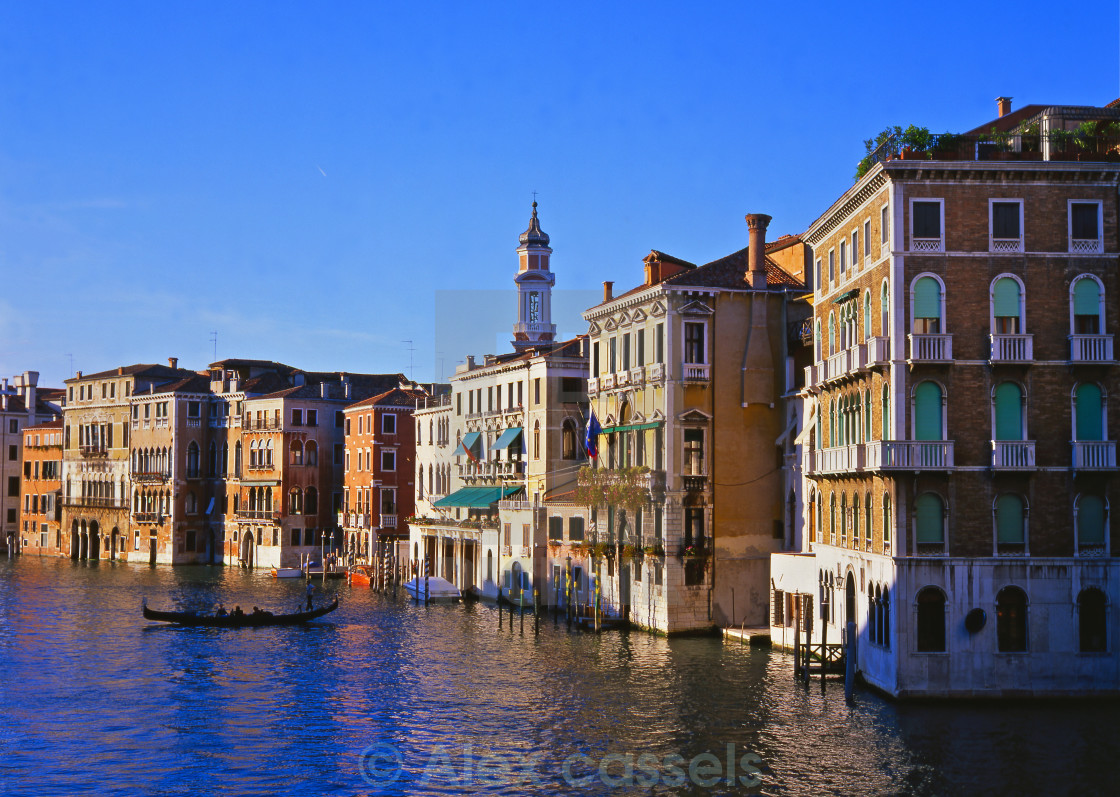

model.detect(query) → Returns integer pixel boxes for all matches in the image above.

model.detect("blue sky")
[2,1,1117,388]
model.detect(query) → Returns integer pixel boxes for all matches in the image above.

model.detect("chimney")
[996,96,1012,118]
[76,371,82,379]
[744,213,772,289]
[603,281,614,302]
[168,357,178,369]
[117,366,123,375]
[466,355,476,370]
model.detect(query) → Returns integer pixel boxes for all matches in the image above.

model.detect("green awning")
[602,421,662,434]
[452,431,482,458]
[431,486,523,509]
[490,427,523,451]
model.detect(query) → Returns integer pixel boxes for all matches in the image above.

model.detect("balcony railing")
[381,514,398,528]
[186,418,202,428]
[1070,334,1113,362]
[682,363,710,383]
[991,441,1036,469]
[911,237,943,253]
[65,497,127,509]
[79,444,108,457]
[1073,441,1117,469]
[990,334,1033,363]
[629,366,645,387]
[587,377,599,395]
[131,471,170,484]
[867,336,890,367]
[235,509,282,523]
[990,236,1024,253]
[1071,238,1104,254]
[811,444,866,475]
[824,350,849,383]
[616,369,630,387]
[133,511,161,523]
[803,363,820,390]
[865,440,954,470]
[601,373,616,391]
[647,362,666,383]
[681,474,708,491]
[909,334,953,362]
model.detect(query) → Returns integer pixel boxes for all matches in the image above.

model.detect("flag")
[584,410,601,459]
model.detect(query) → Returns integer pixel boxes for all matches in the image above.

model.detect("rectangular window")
[7,445,15,461]
[592,342,599,375]
[655,323,664,363]
[684,429,704,475]
[881,204,889,245]
[7,476,18,497]
[684,322,705,364]
[991,200,1023,251]
[852,230,859,268]
[814,258,821,292]
[912,200,942,243]
[568,516,584,541]
[839,240,847,275]
[306,410,317,427]
[621,333,630,371]
[1071,201,1103,252]
[468,391,474,414]
[186,401,200,418]
[381,450,396,472]
[504,523,511,546]
[864,220,871,258]
[487,386,493,411]
[534,378,541,404]
[636,329,645,366]
[609,337,617,373]
[548,517,563,541]
[292,409,302,426]
[517,381,523,406]
[382,413,396,435]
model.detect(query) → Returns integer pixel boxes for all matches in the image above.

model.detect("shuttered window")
[994,383,1023,440]
[1078,495,1106,544]
[1075,383,1103,440]
[915,494,944,543]
[913,382,943,440]
[996,494,1025,543]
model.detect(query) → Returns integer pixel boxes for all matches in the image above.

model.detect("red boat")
[347,565,373,588]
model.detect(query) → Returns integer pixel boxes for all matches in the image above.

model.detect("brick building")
[1,372,62,553]
[341,386,427,563]
[18,419,63,555]
[771,98,1120,697]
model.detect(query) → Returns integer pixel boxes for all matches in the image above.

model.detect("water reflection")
[0,557,1115,796]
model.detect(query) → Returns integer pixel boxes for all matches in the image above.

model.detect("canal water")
[0,557,1114,797]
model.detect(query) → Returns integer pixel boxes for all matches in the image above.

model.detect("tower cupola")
[512,200,557,351]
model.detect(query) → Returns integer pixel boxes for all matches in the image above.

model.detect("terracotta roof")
[24,419,63,431]
[665,247,804,290]
[67,363,198,383]
[345,387,428,411]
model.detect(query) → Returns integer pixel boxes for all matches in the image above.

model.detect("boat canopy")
[431,486,522,508]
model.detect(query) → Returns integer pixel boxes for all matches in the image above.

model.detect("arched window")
[290,488,303,515]
[995,494,1026,555]
[235,441,242,476]
[829,399,837,447]
[249,440,257,468]
[186,442,200,478]
[814,320,821,362]
[864,390,872,442]
[1074,383,1104,441]
[996,586,1029,652]
[290,440,303,465]
[1075,494,1107,555]
[263,488,272,513]
[913,381,944,441]
[912,275,943,334]
[915,492,944,552]
[881,383,891,440]
[815,490,823,544]
[208,442,217,477]
[561,419,579,460]
[828,312,837,355]
[1078,587,1108,652]
[487,549,494,583]
[305,440,317,466]
[991,275,1024,334]
[852,493,861,547]
[865,492,872,547]
[882,587,891,649]
[265,439,273,467]
[883,492,892,547]
[916,586,947,652]
[864,290,873,340]
[533,421,540,459]
[829,493,837,545]
[305,486,318,515]
[880,280,889,336]
[1071,275,1104,335]
[993,382,1025,441]
[840,493,848,545]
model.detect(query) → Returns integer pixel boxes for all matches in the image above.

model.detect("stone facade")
[17,419,63,555]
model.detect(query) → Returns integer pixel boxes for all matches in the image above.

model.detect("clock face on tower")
[528,292,540,323]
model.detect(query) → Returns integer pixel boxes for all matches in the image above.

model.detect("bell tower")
[512,201,556,351]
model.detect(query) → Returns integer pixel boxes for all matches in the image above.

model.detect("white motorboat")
[271,567,303,579]
[404,576,462,603]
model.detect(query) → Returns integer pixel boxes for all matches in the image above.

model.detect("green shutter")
[995,494,1024,543]
[1074,278,1100,316]
[994,383,1023,441]
[864,292,872,338]
[1079,495,1106,544]
[913,277,941,319]
[915,494,944,543]
[1076,383,1104,440]
[829,315,836,352]
[992,278,1021,318]
[914,381,943,440]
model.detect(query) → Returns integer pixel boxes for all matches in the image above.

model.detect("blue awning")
[489,427,523,451]
[452,431,482,458]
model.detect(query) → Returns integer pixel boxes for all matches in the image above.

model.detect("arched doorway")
[241,530,255,568]
[845,571,856,633]
[149,534,157,566]
[88,521,100,560]
[70,520,80,560]
[110,527,119,560]
[79,521,88,560]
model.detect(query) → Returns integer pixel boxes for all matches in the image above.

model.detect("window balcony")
[681,474,708,492]
[1071,238,1104,254]
[682,363,710,383]
[1070,334,1114,362]
[646,363,666,383]
[803,363,820,391]
[235,509,282,524]
[66,496,127,509]
[908,334,953,362]
[824,349,850,383]
[990,236,1024,253]
[79,444,108,457]
[629,366,645,387]
[616,369,630,387]
[186,418,202,428]
[811,444,866,475]
[380,514,398,528]
[131,471,170,484]
[1073,441,1117,469]
[867,336,890,368]
[911,238,943,253]
[601,373,616,391]
[133,511,161,523]
[587,377,599,395]
[991,441,1036,469]
[850,342,867,372]
[990,334,1034,363]
[865,440,954,470]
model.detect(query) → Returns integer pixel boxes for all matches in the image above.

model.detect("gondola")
[142,598,339,627]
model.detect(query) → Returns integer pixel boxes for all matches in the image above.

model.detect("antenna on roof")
[210,331,218,361]
[401,340,415,381]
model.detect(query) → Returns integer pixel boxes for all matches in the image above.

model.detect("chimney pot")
[603,281,614,302]
[168,357,178,369]
[76,371,82,379]
[744,213,772,289]
[996,96,1012,118]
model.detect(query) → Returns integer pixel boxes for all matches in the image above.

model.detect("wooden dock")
[722,626,772,646]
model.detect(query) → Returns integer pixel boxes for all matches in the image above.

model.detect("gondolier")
[306,581,315,610]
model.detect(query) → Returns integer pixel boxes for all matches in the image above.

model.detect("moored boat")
[142,599,339,627]
[404,576,462,603]
[347,565,373,587]
[271,567,303,578]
